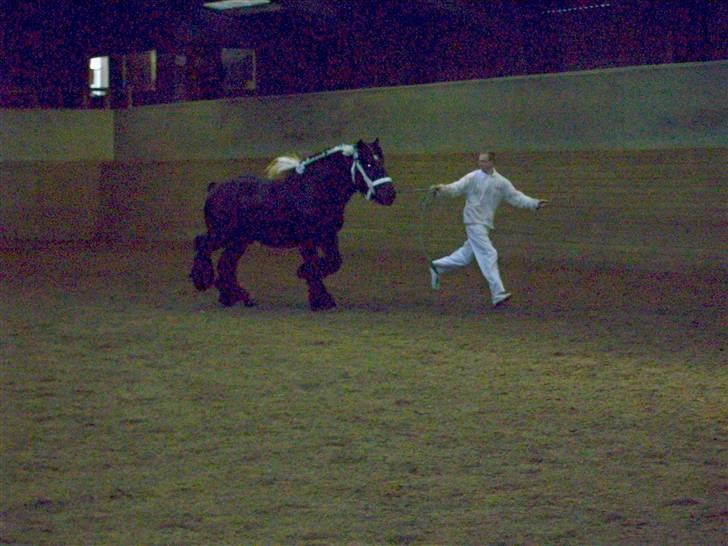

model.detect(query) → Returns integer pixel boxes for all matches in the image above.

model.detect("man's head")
[478,152,495,174]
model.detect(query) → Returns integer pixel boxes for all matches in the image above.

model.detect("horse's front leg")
[318,233,342,278]
[298,239,336,311]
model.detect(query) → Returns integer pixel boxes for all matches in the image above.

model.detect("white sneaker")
[493,292,511,307]
[429,263,440,290]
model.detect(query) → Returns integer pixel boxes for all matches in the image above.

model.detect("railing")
[0,83,255,109]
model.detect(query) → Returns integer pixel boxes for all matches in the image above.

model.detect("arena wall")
[0,61,725,272]
[0,110,113,239]
[112,61,727,159]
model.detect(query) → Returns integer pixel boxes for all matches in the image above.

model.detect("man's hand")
[536,199,549,209]
[430,184,443,195]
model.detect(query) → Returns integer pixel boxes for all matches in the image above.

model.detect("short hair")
[478,151,495,162]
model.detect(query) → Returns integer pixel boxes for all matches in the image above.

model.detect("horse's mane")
[264,154,302,180]
[264,144,356,180]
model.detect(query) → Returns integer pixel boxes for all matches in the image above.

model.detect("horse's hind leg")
[190,234,217,291]
[214,240,255,307]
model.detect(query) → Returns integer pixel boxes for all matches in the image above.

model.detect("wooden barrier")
[1,148,724,272]
[89,148,727,272]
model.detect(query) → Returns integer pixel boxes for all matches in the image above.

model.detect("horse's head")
[353,139,396,206]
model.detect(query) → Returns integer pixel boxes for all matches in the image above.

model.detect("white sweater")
[439,168,539,229]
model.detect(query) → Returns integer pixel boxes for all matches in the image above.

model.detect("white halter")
[290,144,392,200]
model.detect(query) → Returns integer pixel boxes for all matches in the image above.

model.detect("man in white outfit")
[429,151,548,307]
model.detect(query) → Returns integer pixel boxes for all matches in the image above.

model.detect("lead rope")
[394,187,437,265]
[417,189,437,266]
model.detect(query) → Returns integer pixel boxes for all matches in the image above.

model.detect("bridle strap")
[293,143,391,201]
[351,159,392,200]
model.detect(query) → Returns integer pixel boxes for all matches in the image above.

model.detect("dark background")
[1,0,726,107]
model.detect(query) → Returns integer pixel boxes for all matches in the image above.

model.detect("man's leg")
[429,240,475,290]
[466,224,509,304]
[432,240,475,273]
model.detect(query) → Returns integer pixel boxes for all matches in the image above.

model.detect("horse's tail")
[190,234,216,291]
[264,154,302,179]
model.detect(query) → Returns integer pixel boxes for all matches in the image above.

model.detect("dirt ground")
[2,241,724,355]
[1,242,726,544]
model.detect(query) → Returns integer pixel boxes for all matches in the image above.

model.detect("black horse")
[190,139,396,310]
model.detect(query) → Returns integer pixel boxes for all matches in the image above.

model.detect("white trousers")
[432,224,507,303]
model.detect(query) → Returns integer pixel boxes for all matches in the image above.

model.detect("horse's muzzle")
[372,182,396,206]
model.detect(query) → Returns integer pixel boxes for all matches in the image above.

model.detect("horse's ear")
[373,138,383,157]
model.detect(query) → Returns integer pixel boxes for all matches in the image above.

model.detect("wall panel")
[113,61,728,160]
[0,110,113,161]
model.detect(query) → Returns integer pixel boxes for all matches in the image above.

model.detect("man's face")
[478,153,494,173]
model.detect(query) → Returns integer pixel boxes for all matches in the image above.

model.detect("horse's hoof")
[218,293,236,307]
[311,298,337,311]
[219,290,255,308]
[192,273,214,292]
[190,259,214,291]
